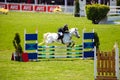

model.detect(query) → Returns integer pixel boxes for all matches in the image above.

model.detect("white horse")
[39,28,80,47]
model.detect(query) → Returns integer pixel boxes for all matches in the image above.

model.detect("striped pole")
[82,28,85,59]
[24,29,26,52]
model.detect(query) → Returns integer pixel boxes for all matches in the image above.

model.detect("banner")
[22,4,33,11]
[0,3,7,9]
[34,5,46,12]
[48,6,58,12]
[8,4,20,10]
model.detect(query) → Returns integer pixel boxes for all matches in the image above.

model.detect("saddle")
[58,32,69,39]
[58,33,63,40]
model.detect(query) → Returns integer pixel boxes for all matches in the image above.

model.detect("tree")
[74,0,80,17]
[94,32,100,51]
[13,33,23,61]
[117,0,120,6]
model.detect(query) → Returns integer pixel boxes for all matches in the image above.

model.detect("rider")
[58,24,69,44]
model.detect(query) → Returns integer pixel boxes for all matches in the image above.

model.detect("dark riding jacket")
[58,27,68,33]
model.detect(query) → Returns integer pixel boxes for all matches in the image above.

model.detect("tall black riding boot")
[61,39,64,44]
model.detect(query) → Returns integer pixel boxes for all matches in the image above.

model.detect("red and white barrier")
[8,4,20,10]
[0,2,60,12]
[0,3,7,9]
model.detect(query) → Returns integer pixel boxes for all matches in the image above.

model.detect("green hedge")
[85,4,110,24]
[117,0,120,6]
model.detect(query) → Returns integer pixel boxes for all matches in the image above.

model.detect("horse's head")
[69,28,80,38]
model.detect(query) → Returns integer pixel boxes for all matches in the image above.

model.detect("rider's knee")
[58,32,63,36]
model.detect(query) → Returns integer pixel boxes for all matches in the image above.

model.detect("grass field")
[0,12,120,80]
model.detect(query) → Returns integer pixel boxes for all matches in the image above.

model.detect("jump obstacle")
[94,43,119,80]
[24,29,95,60]
[23,29,119,80]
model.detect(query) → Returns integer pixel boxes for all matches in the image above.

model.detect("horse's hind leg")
[71,42,75,47]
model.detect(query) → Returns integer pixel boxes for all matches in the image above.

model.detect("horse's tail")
[38,40,44,45]
[38,33,49,46]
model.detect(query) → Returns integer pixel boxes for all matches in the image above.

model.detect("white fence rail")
[108,6,120,15]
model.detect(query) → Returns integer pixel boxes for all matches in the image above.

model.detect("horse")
[39,28,80,47]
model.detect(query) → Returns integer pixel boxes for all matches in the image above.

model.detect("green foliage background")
[74,0,80,16]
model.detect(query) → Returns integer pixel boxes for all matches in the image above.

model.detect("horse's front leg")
[71,41,75,47]
[66,41,75,47]
[67,43,71,47]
